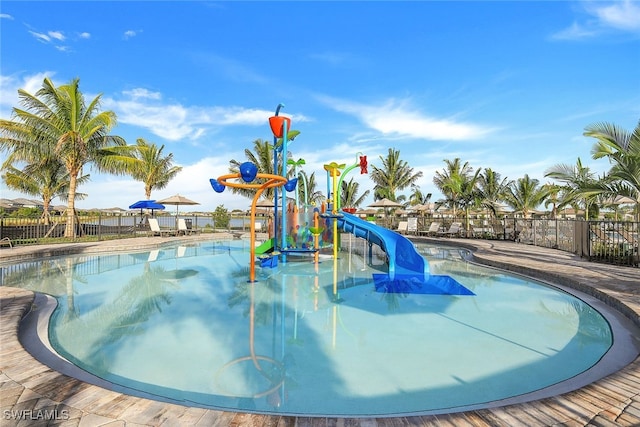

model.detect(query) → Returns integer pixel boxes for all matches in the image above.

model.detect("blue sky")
[1,1,639,212]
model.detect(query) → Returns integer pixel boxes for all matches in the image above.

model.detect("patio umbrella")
[608,195,635,205]
[369,198,403,209]
[356,208,377,216]
[156,194,200,219]
[129,200,166,214]
[255,198,276,208]
[369,198,403,227]
[603,195,636,220]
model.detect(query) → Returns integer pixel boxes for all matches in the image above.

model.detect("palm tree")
[477,168,511,218]
[297,170,324,206]
[544,158,600,220]
[369,148,422,202]
[586,120,640,220]
[408,185,432,207]
[228,138,276,200]
[542,183,564,219]
[0,77,125,237]
[433,158,476,218]
[503,174,548,218]
[107,138,182,200]
[340,177,370,209]
[1,159,89,225]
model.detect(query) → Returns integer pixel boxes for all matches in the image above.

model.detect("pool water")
[3,239,613,416]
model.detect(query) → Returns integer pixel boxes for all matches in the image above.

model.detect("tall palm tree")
[340,177,370,209]
[369,148,422,202]
[477,168,511,218]
[0,77,125,237]
[544,158,600,220]
[433,158,476,218]
[503,174,548,218]
[107,138,182,200]
[586,120,640,220]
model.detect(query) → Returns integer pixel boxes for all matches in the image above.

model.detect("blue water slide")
[336,212,429,279]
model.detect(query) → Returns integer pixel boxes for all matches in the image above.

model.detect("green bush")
[212,204,230,228]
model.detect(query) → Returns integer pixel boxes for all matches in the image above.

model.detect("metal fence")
[414,217,638,268]
[0,213,269,245]
[1,213,637,268]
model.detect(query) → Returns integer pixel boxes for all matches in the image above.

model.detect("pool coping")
[1,235,640,426]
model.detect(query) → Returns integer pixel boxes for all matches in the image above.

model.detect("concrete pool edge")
[2,236,640,425]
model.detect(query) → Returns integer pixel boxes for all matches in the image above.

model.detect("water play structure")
[210,103,471,297]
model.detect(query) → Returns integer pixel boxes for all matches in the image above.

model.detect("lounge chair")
[178,218,200,235]
[407,217,418,235]
[396,221,408,234]
[148,218,176,237]
[0,237,13,248]
[437,222,462,237]
[419,222,442,236]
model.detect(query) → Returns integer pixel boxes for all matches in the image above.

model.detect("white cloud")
[317,96,494,141]
[29,30,51,43]
[103,88,310,142]
[28,30,67,44]
[79,32,91,39]
[0,13,14,20]
[123,88,162,100]
[123,30,139,39]
[48,31,65,41]
[591,0,640,32]
[0,72,56,119]
[553,0,640,40]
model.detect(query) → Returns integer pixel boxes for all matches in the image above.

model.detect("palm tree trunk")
[65,173,78,238]
[41,199,51,226]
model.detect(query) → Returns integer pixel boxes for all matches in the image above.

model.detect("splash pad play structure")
[210,103,471,297]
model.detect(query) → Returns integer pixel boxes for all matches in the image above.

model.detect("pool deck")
[1,234,639,426]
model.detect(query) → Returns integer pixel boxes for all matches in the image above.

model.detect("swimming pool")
[2,239,617,417]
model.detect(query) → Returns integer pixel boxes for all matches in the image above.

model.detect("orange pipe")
[217,172,287,282]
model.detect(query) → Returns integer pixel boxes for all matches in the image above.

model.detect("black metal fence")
[413,217,638,268]
[1,213,637,268]
[0,213,268,245]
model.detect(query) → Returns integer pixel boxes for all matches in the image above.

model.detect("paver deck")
[1,234,639,426]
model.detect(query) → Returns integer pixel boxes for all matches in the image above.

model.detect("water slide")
[255,237,275,255]
[336,212,429,280]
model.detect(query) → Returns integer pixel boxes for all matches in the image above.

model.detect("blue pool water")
[2,239,613,416]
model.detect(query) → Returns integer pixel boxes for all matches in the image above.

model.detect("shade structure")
[603,195,636,220]
[356,208,378,216]
[605,195,635,205]
[156,194,200,219]
[369,198,403,227]
[129,200,166,211]
[255,198,276,208]
[368,198,403,208]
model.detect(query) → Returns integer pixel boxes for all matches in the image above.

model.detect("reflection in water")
[0,241,615,416]
[51,255,199,375]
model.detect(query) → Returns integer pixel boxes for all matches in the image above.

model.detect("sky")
[1,1,639,213]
